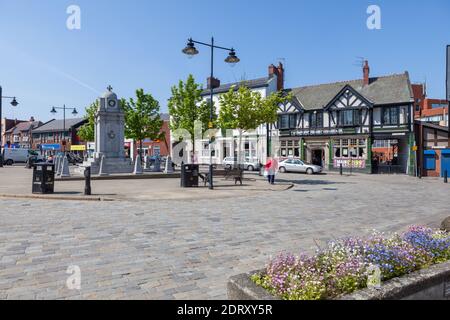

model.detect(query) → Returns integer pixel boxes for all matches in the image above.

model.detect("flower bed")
[250,226,450,300]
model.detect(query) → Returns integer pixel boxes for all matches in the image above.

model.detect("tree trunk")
[139,139,143,165]
[238,129,243,169]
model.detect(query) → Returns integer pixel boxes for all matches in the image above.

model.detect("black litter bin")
[180,164,199,187]
[32,163,55,194]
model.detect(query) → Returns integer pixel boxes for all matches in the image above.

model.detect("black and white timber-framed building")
[273,61,416,174]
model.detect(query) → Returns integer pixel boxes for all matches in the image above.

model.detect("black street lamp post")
[182,37,240,189]
[50,105,78,154]
[0,86,19,167]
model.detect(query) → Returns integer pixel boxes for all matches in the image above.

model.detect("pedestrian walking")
[264,156,279,185]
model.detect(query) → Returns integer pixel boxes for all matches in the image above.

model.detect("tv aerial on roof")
[353,57,365,68]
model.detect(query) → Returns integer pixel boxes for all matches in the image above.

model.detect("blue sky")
[1,0,449,122]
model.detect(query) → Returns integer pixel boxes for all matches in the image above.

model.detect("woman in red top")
[265,156,279,185]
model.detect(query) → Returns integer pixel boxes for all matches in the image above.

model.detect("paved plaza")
[0,170,449,299]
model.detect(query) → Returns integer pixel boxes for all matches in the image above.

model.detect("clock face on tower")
[108,99,116,108]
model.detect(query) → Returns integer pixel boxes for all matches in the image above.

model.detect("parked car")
[222,157,260,171]
[278,159,322,174]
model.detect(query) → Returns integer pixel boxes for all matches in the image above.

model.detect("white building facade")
[194,63,284,167]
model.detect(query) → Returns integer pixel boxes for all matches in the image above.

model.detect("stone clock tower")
[94,86,125,159]
[82,86,133,174]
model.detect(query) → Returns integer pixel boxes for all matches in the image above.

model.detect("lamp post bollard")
[445,170,448,184]
[340,163,343,176]
[0,86,19,168]
[84,166,91,195]
[418,167,422,179]
[182,37,240,190]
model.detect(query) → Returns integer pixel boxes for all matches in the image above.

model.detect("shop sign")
[70,145,86,151]
[334,159,366,169]
[293,128,344,136]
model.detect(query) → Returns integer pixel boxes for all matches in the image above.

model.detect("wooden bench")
[201,168,243,186]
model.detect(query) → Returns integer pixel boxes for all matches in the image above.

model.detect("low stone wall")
[228,260,450,300]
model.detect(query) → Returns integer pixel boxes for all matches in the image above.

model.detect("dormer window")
[278,114,297,130]
[339,110,361,126]
[310,111,323,128]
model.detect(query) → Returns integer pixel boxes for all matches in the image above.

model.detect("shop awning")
[424,150,436,155]
[441,149,450,155]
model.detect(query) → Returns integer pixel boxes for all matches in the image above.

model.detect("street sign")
[412,146,418,152]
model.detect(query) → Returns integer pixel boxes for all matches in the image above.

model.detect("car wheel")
[247,165,254,172]
[306,168,314,175]
[5,159,13,166]
[279,167,287,173]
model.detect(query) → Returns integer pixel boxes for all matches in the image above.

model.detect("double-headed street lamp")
[50,105,78,153]
[0,86,19,167]
[182,37,240,189]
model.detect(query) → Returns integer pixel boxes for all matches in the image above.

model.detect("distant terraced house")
[4,117,43,149]
[31,118,87,155]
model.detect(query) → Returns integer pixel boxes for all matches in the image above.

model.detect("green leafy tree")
[121,89,165,162]
[168,74,212,156]
[77,101,98,142]
[218,85,288,165]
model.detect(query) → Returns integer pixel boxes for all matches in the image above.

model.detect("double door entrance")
[311,149,324,167]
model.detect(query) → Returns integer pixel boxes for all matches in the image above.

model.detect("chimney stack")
[268,62,285,91]
[363,60,370,86]
[207,77,221,90]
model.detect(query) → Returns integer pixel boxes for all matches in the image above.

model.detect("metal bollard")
[445,170,448,184]
[418,167,422,179]
[340,163,343,176]
[84,166,91,195]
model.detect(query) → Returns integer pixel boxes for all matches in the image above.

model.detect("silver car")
[278,159,322,174]
[222,157,260,171]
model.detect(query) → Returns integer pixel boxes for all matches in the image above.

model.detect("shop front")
[330,136,370,172]
[303,138,329,168]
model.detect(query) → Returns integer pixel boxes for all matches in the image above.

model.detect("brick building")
[131,113,171,159]
[3,117,42,149]
[415,121,450,177]
[1,118,26,147]
[31,118,87,155]
[416,98,448,126]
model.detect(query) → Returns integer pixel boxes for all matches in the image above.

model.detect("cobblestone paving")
[0,173,449,299]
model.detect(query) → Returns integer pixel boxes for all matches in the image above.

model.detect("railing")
[373,164,404,174]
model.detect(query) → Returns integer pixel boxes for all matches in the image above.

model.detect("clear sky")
[1,0,449,122]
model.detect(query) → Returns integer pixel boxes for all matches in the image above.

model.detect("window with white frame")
[334,138,366,159]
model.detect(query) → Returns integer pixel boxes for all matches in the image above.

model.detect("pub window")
[279,114,290,129]
[333,138,367,159]
[278,114,297,130]
[289,114,297,129]
[339,110,360,126]
[280,140,300,158]
[310,112,323,128]
[383,107,399,125]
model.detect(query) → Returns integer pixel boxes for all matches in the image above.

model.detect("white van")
[2,148,32,165]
